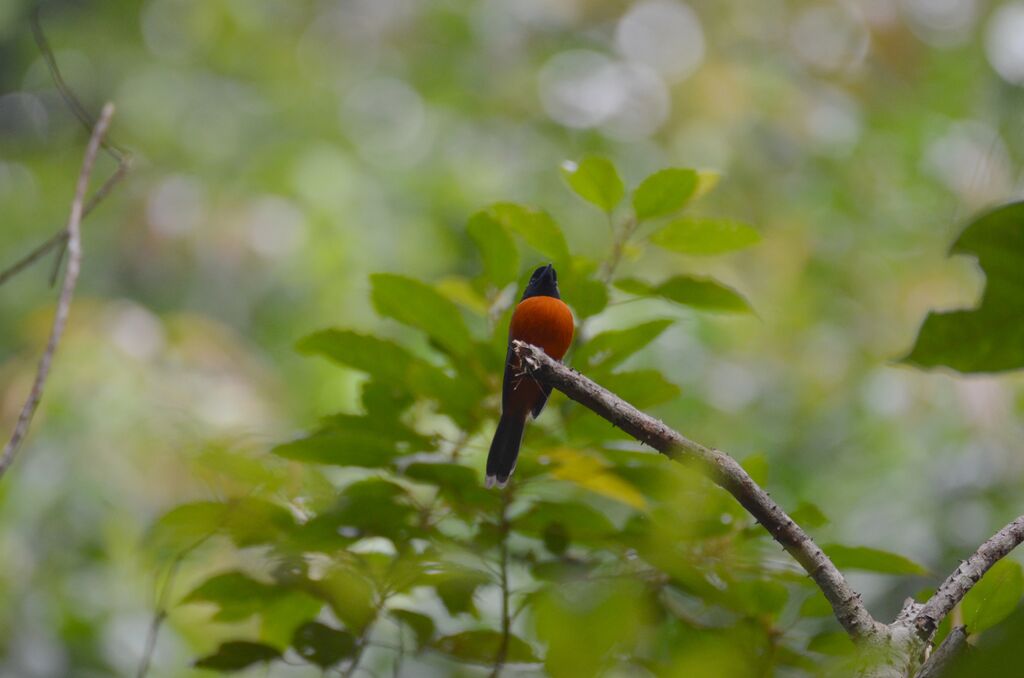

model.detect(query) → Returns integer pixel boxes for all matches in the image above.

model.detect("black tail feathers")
[485,414,526,488]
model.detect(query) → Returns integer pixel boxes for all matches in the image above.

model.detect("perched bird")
[486,264,574,488]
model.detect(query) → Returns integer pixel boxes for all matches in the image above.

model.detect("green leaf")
[650,217,760,255]
[403,462,497,512]
[632,168,699,220]
[575,319,674,371]
[558,265,608,319]
[194,641,281,672]
[297,330,480,427]
[370,273,474,357]
[272,431,397,467]
[433,630,538,664]
[904,201,1024,373]
[304,566,378,633]
[693,170,721,200]
[807,631,855,656]
[560,157,624,213]
[184,571,289,622]
[791,501,830,529]
[740,453,768,486]
[615,275,751,313]
[516,500,616,545]
[730,579,788,616]
[425,566,492,616]
[799,591,834,618]
[390,608,436,648]
[292,622,355,668]
[597,370,681,408]
[145,502,228,560]
[823,544,928,575]
[482,203,569,263]
[467,211,519,287]
[962,559,1024,633]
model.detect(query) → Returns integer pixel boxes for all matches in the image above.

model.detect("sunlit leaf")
[962,559,1023,633]
[650,217,760,255]
[560,157,624,213]
[370,273,474,357]
[575,319,673,371]
[693,170,721,201]
[194,641,281,672]
[615,276,751,313]
[468,211,519,287]
[292,622,355,668]
[483,203,569,263]
[633,168,699,220]
[403,462,497,512]
[559,264,608,319]
[390,608,436,648]
[547,448,647,509]
[823,544,928,575]
[433,630,538,664]
[904,201,1024,373]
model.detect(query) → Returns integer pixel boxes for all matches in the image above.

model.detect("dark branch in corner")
[915,515,1024,640]
[914,626,967,678]
[0,103,116,480]
[510,340,884,640]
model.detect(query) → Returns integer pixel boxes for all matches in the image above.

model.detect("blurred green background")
[1,0,1023,675]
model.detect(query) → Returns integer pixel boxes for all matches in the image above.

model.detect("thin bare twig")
[510,340,884,640]
[489,488,512,678]
[914,515,1024,640]
[0,103,115,480]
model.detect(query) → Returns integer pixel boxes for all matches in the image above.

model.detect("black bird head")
[521,264,560,300]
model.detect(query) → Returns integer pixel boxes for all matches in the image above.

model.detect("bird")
[486,264,574,488]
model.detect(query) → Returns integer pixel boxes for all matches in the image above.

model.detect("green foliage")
[433,630,539,664]
[145,158,950,677]
[467,210,520,286]
[962,559,1024,634]
[194,642,281,672]
[650,217,760,255]
[632,168,699,220]
[291,622,356,668]
[822,544,928,575]
[616,276,752,312]
[905,201,1024,373]
[560,157,625,213]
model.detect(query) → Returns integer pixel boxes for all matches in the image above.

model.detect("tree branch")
[914,515,1024,640]
[914,626,967,678]
[510,340,884,640]
[0,103,115,480]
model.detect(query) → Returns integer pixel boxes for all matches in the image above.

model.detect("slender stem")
[914,514,1024,640]
[0,103,115,480]
[601,215,639,284]
[490,488,512,678]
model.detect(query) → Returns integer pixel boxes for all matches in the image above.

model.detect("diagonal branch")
[914,515,1024,640]
[0,103,116,480]
[510,340,884,640]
